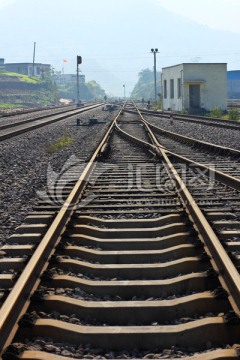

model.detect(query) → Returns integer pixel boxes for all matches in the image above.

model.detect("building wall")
[227,70,240,99]
[162,64,183,111]
[5,63,51,77]
[162,63,227,112]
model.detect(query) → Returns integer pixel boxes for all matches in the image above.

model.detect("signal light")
[77,55,82,64]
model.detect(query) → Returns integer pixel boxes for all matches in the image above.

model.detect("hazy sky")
[157,0,240,34]
[1,0,240,96]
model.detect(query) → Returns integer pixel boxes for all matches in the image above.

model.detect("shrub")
[228,108,239,120]
[210,107,222,118]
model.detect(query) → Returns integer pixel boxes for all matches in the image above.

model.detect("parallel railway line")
[131,106,240,131]
[0,104,102,141]
[0,104,76,119]
[0,102,240,359]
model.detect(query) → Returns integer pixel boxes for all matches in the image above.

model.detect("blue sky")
[1,0,240,96]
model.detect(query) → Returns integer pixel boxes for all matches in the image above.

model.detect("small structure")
[0,58,5,70]
[4,62,51,77]
[162,63,227,113]
[227,70,240,99]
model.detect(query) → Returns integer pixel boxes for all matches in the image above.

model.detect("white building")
[162,63,227,113]
[52,74,85,85]
[5,62,51,77]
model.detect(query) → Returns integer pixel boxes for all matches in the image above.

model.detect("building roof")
[5,62,50,66]
[162,63,227,70]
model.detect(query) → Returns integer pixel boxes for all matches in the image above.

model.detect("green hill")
[0,71,59,107]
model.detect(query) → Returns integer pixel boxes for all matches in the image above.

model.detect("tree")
[131,68,161,100]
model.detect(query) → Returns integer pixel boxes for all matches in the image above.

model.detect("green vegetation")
[209,107,223,118]
[0,70,59,107]
[228,108,239,120]
[45,133,74,154]
[131,68,161,101]
[0,70,40,83]
[0,103,23,108]
[56,79,106,101]
[87,80,106,100]
[0,69,106,107]
[207,107,240,121]
[151,95,162,110]
[180,108,188,114]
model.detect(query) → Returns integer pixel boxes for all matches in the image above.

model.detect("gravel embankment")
[0,107,115,243]
[145,116,240,150]
[0,105,75,127]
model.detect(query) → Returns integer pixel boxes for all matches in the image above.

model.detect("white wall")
[162,63,227,112]
[184,64,227,110]
[162,64,183,111]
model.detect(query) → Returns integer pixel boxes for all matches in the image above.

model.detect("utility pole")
[32,42,36,77]
[123,84,125,100]
[76,55,82,106]
[151,48,159,103]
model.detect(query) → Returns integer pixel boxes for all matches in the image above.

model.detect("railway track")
[0,104,78,119]
[129,106,240,131]
[0,102,240,359]
[137,114,240,181]
[0,104,102,141]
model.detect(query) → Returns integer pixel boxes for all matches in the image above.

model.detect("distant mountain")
[1,0,240,95]
[131,68,161,100]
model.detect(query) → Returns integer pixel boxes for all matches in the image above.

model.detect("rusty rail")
[0,105,123,355]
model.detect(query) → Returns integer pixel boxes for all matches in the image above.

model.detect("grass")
[0,103,24,108]
[45,133,74,154]
[0,70,40,83]
[207,107,240,121]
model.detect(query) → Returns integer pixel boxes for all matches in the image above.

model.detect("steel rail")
[133,105,240,191]
[0,104,74,118]
[143,118,240,158]
[0,104,103,141]
[126,106,240,130]
[127,107,240,158]
[0,106,123,355]
[115,105,240,316]
[0,105,78,131]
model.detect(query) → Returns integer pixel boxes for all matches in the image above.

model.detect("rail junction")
[0,102,240,359]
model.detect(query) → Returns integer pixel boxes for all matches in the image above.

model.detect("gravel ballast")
[146,115,240,150]
[0,107,116,243]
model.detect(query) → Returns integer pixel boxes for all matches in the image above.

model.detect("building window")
[178,78,181,98]
[164,80,167,98]
[170,79,174,99]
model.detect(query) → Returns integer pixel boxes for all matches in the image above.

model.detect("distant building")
[52,74,85,85]
[227,70,240,99]
[4,62,51,77]
[162,63,227,113]
[0,58,5,70]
